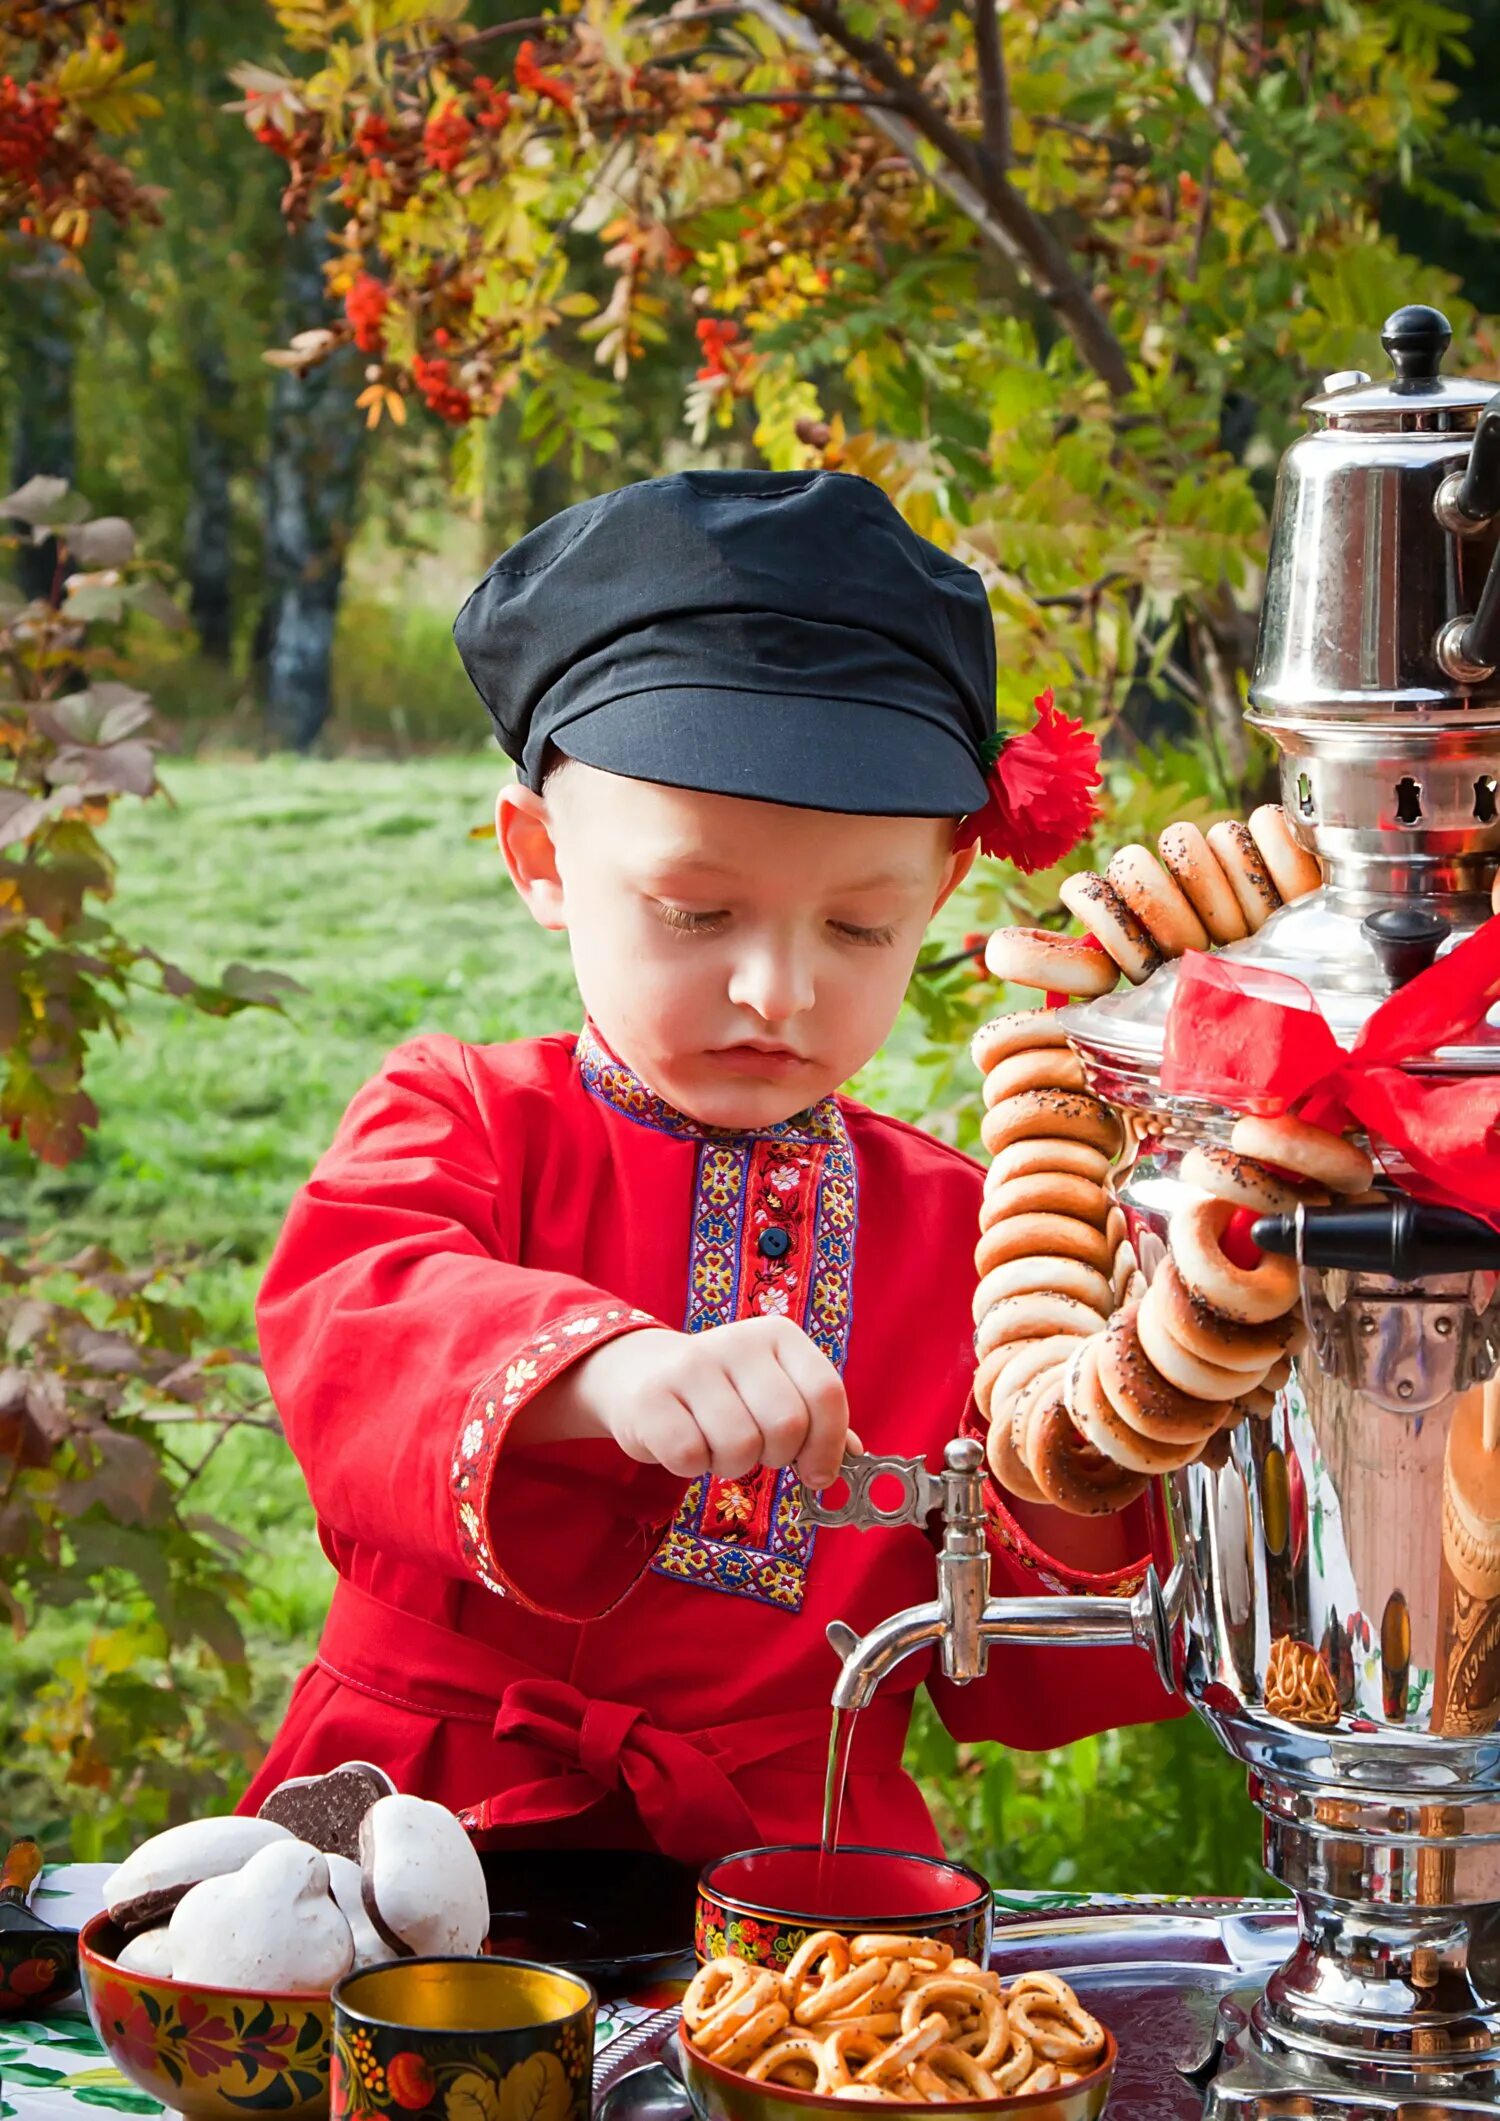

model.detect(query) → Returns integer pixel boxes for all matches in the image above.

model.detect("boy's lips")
[708,1043,811,1077]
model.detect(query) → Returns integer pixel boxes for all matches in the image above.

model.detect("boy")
[242,470,1172,1863]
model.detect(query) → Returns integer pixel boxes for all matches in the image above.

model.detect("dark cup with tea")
[695,1846,992,1973]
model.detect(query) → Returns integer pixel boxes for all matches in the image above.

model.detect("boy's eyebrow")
[648,853,930,891]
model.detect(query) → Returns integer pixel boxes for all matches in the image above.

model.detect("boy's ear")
[932,839,978,914]
[497,783,567,931]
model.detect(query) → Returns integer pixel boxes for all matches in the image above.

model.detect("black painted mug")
[331,1956,595,2121]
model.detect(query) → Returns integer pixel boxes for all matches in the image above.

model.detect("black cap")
[453,469,995,816]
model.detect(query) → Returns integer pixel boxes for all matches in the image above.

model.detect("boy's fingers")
[769,1327,849,1488]
[682,1367,764,1480]
[643,1398,715,1480]
[727,1353,812,1468]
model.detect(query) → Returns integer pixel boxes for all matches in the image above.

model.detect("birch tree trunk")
[4,248,79,600]
[259,217,365,749]
[184,324,234,660]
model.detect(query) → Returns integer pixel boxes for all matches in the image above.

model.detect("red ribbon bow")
[1159,921,1500,1227]
[470,1678,821,1866]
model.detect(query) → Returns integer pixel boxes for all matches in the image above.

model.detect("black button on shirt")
[758,1226,792,1259]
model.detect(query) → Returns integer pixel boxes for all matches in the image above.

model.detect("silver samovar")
[816,308,1500,2117]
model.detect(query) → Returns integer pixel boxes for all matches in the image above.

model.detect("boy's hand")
[544,1317,854,1490]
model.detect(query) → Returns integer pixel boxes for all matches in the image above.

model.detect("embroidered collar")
[576,1022,844,1146]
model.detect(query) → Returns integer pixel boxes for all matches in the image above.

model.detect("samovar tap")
[807,1439,1180,1713]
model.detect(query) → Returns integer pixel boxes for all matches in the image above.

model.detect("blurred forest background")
[4,0,1500,1890]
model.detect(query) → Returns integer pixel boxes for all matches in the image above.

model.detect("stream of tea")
[817,1704,859,1902]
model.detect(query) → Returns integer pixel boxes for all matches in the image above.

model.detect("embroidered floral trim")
[577,1022,845,1147]
[652,1116,858,1613]
[451,1301,656,1606]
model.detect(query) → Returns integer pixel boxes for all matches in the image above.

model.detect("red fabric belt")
[317,1578,903,1866]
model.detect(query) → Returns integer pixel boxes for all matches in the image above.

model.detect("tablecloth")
[3,1870,1286,2120]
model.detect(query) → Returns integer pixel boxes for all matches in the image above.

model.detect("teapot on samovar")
[810,307,1500,2118]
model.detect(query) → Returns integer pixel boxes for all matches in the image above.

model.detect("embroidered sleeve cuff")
[450,1301,684,1618]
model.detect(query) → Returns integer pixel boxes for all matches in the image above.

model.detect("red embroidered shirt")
[241,1026,1177,1862]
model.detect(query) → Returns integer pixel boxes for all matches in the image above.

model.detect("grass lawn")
[4,754,1264,1892]
[6,754,579,1733]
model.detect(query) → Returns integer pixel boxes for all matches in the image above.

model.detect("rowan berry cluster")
[0,75,62,189]
[411,353,472,424]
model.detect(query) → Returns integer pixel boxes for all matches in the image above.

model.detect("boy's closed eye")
[652,900,898,947]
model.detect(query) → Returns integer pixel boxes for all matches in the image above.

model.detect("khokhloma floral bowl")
[80,1911,332,2121]
[678,2024,1117,2121]
[695,1847,993,1973]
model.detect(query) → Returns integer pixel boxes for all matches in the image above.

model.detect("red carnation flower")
[956,689,1101,874]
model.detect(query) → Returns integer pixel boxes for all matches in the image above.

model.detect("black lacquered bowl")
[0,1917,79,2015]
[481,1849,698,1991]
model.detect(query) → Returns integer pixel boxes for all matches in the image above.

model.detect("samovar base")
[1203,1999,1500,2120]
[1251,1790,1500,2075]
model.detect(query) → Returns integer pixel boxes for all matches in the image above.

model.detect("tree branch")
[697,90,899,110]
[744,0,1135,397]
[1163,17,1293,251]
[972,0,1010,175]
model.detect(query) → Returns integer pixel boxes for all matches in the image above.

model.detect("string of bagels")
[974,803,1376,1517]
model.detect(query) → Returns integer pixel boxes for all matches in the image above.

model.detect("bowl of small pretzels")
[679,1933,1115,2119]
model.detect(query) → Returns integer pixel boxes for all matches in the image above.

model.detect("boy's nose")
[727,941,815,1024]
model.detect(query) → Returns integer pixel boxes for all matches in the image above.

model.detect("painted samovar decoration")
[812,307,1500,2118]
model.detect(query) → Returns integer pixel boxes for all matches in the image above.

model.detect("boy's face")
[500,762,974,1129]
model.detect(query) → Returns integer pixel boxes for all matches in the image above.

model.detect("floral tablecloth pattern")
[4,1871,699,2121]
[5,1869,1287,2121]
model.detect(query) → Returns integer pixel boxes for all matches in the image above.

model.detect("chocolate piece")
[106,1816,292,1936]
[257,1760,395,1862]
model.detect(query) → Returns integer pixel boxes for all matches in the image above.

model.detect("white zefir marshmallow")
[360,1794,488,1958]
[115,1928,174,1979]
[326,1853,400,1971]
[105,1817,293,1934]
[169,1841,354,1994]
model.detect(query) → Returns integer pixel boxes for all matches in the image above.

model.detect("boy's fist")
[557,1317,853,1490]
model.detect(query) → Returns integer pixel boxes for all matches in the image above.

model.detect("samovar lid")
[1304,305,1495,432]
[1062,300,1500,1101]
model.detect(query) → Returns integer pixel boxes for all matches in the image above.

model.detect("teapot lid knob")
[1380,305,1452,386]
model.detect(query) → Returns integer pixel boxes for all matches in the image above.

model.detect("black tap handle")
[1252,1199,1500,1276]
[1451,400,1500,525]
[1381,305,1452,388]
[1361,907,1451,988]
[1457,531,1500,676]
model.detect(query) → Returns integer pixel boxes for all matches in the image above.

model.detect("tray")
[592,1898,1299,2119]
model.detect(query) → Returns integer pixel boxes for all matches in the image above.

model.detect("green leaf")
[71,2090,165,2113]
[61,582,128,624]
[217,963,306,1007]
[0,476,90,528]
